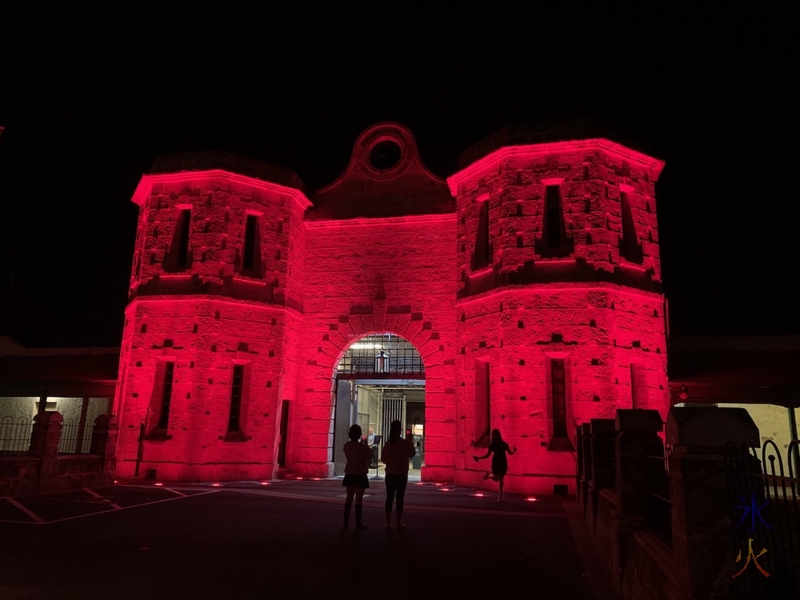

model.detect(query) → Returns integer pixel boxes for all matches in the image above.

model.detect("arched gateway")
[114,122,669,494]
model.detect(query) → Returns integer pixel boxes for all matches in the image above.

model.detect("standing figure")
[381,420,416,530]
[473,428,517,502]
[342,424,373,530]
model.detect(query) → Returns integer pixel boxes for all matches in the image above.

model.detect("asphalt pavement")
[0,479,620,600]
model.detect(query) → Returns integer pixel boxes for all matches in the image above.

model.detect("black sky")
[0,4,797,346]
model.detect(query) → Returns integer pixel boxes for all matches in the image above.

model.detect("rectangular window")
[157,362,175,430]
[227,365,244,433]
[475,359,491,441]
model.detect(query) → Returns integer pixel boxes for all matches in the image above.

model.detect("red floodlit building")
[113,122,669,494]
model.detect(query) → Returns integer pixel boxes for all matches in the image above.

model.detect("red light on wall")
[525,497,539,502]
[211,483,221,487]
[260,481,270,486]
[471,493,485,497]
[154,482,163,486]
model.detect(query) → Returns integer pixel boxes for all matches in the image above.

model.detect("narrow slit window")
[241,214,261,275]
[165,208,192,272]
[550,358,567,437]
[630,363,647,408]
[227,365,244,433]
[176,209,191,269]
[547,358,574,451]
[475,360,491,440]
[545,186,563,250]
[537,184,574,258]
[157,362,175,430]
[472,200,492,271]
[620,191,643,263]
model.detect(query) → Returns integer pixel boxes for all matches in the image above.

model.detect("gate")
[115,423,145,478]
[724,439,800,599]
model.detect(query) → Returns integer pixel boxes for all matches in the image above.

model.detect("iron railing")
[58,418,94,454]
[337,334,424,378]
[725,439,800,599]
[0,416,33,455]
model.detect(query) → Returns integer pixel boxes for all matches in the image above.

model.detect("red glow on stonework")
[115,123,669,496]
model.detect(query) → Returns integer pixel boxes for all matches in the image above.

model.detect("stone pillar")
[91,414,119,478]
[615,409,664,517]
[30,411,63,487]
[604,409,663,582]
[667,407,759,600]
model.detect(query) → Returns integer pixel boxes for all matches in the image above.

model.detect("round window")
[369,140,402,171]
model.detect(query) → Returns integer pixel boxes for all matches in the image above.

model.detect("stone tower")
[449,124,667,492]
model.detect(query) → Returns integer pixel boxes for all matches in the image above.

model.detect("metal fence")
[0,416,33,455]
[58,418,94,454]
[725,439,800,599]
[337,334,425,378]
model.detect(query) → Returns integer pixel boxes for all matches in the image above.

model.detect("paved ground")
[0,479,620,600]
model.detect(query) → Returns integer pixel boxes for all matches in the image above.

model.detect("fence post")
[666,407,759,600]
[91,414,119,478]
[578,423,591,517]
[589,418,616,525]
[30,411,63,490]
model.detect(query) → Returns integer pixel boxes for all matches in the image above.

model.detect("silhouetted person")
[342,424,372,530]
[381,420,416,530]
[473,428,517,502]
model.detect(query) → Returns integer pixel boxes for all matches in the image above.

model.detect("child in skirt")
[342,424,373,530]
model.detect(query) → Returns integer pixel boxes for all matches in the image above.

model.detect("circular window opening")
[369,140,402,171]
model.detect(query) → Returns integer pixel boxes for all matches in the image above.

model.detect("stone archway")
[330,333,426,476]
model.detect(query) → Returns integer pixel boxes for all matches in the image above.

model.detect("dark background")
[0,4,796,347]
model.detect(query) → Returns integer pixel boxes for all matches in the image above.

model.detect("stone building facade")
[113,122,669,494]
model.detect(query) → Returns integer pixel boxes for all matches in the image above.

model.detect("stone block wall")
[296,215,458,479]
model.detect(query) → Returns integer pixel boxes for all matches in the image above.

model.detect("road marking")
[162,487,187,497]
[1,496,44,524]
[83,487,123,509]
[0,490,220,525]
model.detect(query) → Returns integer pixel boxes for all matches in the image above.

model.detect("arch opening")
[330,333,426,479]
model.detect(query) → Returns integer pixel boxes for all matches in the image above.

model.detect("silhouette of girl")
[473,428,517,501]
[342,424,373,530]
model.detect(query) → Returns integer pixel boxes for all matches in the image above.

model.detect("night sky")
[0,4,796,347]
